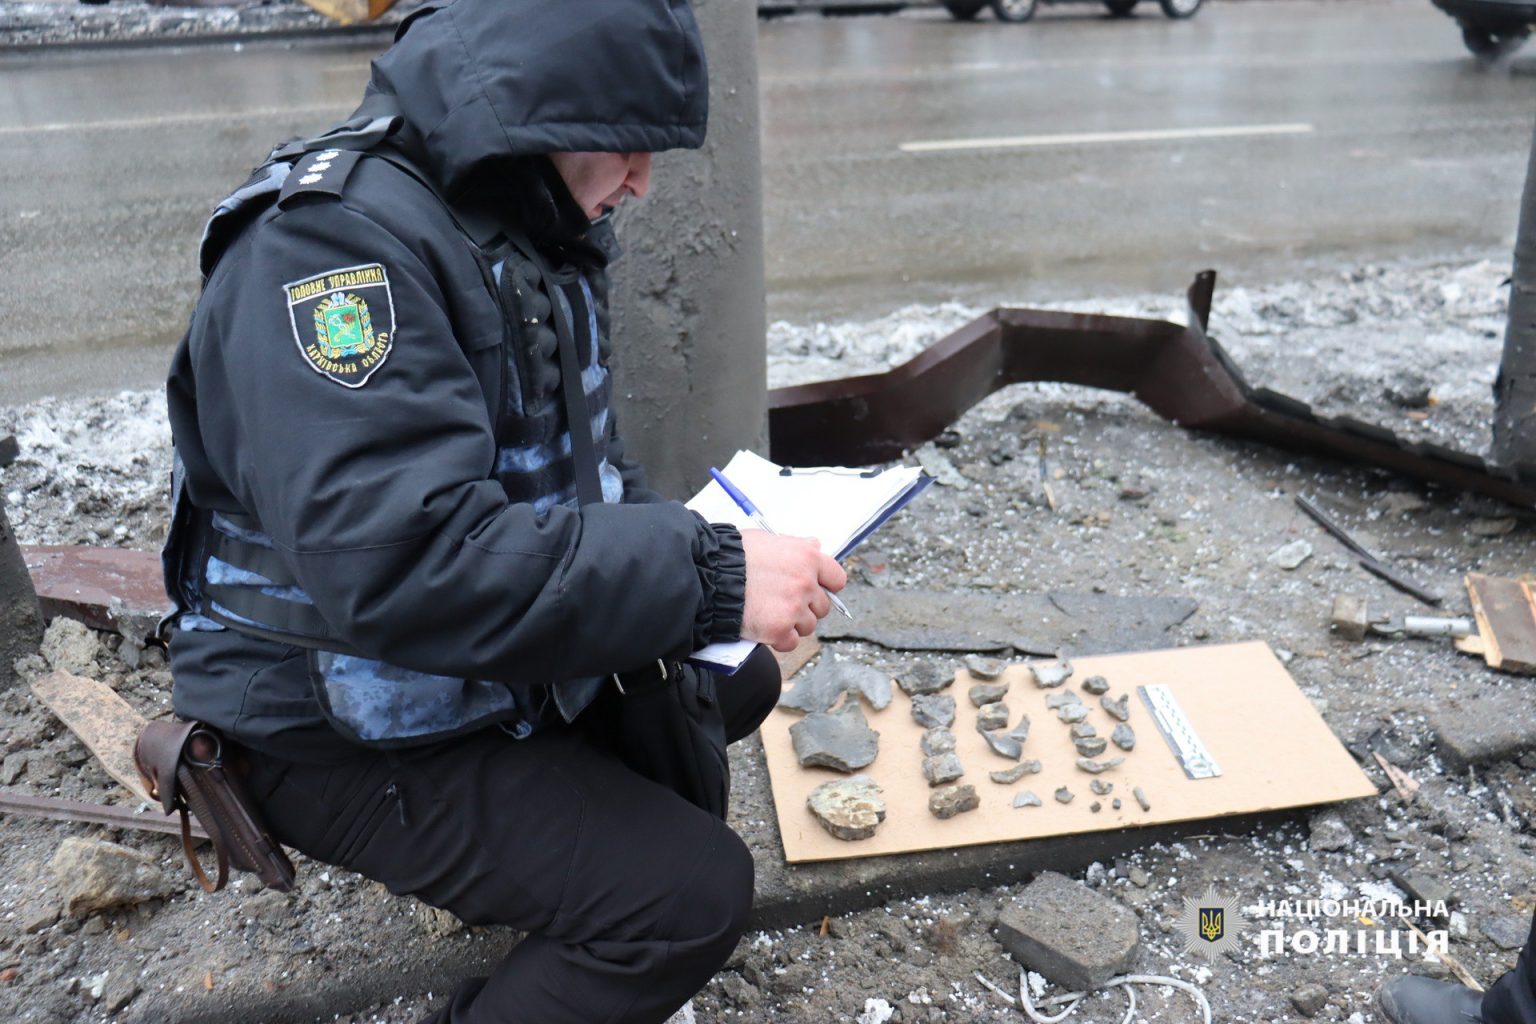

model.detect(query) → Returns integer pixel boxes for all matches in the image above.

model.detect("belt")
[613,658,685,697]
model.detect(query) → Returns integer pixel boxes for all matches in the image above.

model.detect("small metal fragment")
[1044,691,1083,710]
[1081,675,1111,695]
[977,702,1010,731]
[1074,736,1108,757]
[1076,756,1126,774]
[922,753,965,787]
[1112,798,1122,810]
[989,761,1042,784]
[1056,704,1089,724]
[1111,723,1136,751]
[911,693,957,729]
[1031,662,1074,688]
[1090,801,1102,813]
[929,783,981,819]
[920,727,956,757]
[897,662,953,696]
[979,727,1023,760]
[1089,779,1113,796]
[1013,790,1043,809]
[1054,786,1074,804]
[1100,694,1131,722]
[789,704,880,772]
[1133,786,1151,811]
[968,682,1010,707]
[1070,722,1097,739]
[1006,713,1031,744]
[964,654,1006,680]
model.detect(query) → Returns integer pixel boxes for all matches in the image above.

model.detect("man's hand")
[740,532,848,653]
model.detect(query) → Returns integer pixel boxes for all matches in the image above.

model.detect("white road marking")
[899,122,1316,154]
[0,103,352,136]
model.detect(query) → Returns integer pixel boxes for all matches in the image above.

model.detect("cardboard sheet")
[764,642,1376,863]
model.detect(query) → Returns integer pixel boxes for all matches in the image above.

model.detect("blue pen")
[709,467,853,620]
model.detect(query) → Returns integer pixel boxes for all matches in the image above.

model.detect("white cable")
[1015,970,1212,1024]
[975,972,1018,1006]
[1120,982,1137,1024]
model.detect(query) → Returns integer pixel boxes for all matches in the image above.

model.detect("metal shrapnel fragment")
[1089,779,1113,796]
[1031,662,1073,688]
[1100,694,1131,722]
[968,682,1009,707]
[911,693,956,730]
[789,703,880,772]
[1013,790,1043,809]
[807,775,886,841]
[1113,798,1122,810]
[780,660,893,714]
[897,662,953,697]
[964,654,1006,680]
[977,702,1010,731]
[1076,756,1126,774]
[1133,786,1150,811]
[920,727,956,757]
[1074,736,1107,757]
[922,753,965,787]
[1111,723,1136,751]
[929,783,980,819]
[979,727,1023,761]
[1056,704,1089,724]
[1090,801,1102,813]
[1070,722,1097,739]
[1081,675,1111,696]
[1045,691,1083,710]
[1006,713,1031,744]
[1054,786,1074,804]
[990,760,1042,784]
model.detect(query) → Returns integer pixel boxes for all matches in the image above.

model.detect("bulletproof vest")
[163,120,623,746]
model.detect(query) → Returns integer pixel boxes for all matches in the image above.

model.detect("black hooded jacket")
[166,0,747,756]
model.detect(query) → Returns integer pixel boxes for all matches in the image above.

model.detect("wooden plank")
[1456,633,1487,658]
[29,670,151,803]
[1466,573,1536,674]
[0,790,206,841]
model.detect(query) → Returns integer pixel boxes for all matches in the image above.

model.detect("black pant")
[1485,911,1536,1024]
[241,648,782,1024]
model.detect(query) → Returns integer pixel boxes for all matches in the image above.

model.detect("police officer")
[162,1,846,1021]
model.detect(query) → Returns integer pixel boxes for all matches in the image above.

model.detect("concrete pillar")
[607,0,767,500]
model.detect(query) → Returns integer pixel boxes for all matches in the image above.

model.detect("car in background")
[1427,0,1533,57]
[941,0,1203,21]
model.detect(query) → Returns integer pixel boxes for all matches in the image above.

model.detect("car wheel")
[943,0,988,19]
[991,0,1038,21]
[1104,0,1139,15]
[1460,20,1531,59]
[1157,0,1202,18]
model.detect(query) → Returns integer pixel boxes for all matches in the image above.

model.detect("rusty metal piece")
[1295,495,1443,607]
[22,546,167,637]
[0,790,208,842]
[768,271,1536,508]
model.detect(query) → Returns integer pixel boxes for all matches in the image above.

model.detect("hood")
[367,0,709,199]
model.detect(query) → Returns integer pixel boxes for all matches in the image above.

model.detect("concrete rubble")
[995,871,1141,990]
[927,784,980,820]
[807,776,886,841]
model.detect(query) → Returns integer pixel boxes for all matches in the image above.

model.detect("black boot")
[1379,976,1486,1024]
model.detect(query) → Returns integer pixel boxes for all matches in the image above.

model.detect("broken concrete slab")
[789,704,880,772]
[995,871,1141,990]
[807,776,887,841]
[1431,692,1536,770]
[910,694,956,730]
[22,545,167,639]
[817,589,1197,657]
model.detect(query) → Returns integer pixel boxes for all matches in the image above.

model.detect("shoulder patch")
[284,263,395,388]
[277,148,363,209]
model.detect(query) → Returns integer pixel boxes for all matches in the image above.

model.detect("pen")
[708,467,853,620]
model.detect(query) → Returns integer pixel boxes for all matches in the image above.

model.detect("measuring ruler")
[1138,684,1221,780]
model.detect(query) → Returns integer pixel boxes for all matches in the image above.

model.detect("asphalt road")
[1,0,1533,404]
